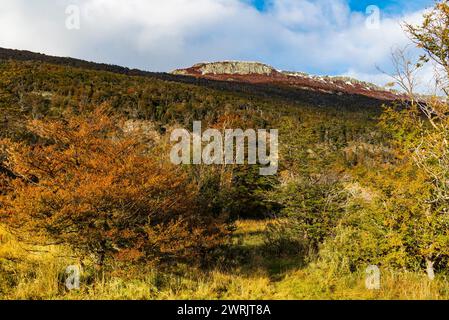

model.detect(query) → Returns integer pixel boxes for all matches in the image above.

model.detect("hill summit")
[172,61,402,101]
[173,61,276,76]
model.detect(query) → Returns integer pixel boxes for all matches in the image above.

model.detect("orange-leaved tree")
[0,106,228,266]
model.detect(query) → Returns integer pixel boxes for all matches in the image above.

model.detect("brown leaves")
[0,106,229,266]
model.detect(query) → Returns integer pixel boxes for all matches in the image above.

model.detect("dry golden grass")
[2,220,449,300]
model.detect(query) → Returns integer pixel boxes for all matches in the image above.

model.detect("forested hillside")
[0,54,391,297]
[1,2,449,297]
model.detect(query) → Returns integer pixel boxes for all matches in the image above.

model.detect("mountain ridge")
[172,61,402,101]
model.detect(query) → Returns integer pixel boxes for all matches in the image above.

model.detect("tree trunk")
[426,258,435,281]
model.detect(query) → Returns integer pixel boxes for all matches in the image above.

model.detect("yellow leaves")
[405,1,449,79]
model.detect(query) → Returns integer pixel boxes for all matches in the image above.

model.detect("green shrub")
[266,177,348,259]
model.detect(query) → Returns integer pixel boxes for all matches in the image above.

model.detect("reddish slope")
[172,61,403,102]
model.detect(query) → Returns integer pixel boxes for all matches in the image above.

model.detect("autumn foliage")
[0,106,228,266]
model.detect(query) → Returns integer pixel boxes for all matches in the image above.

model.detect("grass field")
[2,220,449,300]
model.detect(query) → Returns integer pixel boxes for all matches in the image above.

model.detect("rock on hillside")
[173,61,276,76]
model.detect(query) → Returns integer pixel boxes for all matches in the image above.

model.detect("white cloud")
[0,0,434,90]
[268,0,352,30]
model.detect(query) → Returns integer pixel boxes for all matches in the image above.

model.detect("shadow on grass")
[205,225,307,282]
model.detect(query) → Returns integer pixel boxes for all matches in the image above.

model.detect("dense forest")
[1,1,449,300]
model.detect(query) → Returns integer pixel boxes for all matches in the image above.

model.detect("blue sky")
[250,0,433,14]
[0,0,437,91]
[348,0,433,13]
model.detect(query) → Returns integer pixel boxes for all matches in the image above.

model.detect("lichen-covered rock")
[171,69,188,75]
[173,61,276,76]
[197,61,275,75]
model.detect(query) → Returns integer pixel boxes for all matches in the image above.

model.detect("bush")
[0,106,229,267]
[266,177,348,258]
[317,160,449,274]
[226,165,280,219]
